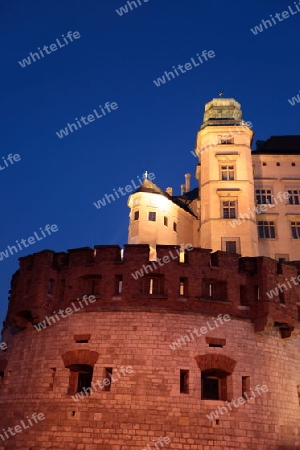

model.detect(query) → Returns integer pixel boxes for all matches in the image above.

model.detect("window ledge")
[132,294,168,299]
[238,305,250,310]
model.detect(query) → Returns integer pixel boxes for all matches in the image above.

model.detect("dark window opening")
[180,370,189,394]
[262,162,267,166]
[206,337,226,347]
[67,364,93,395]
[201,369,229,401]
[276,162,280,166]
[292,162,296,166]
[164,216,168,227]
[148,212,156,221]
[103,367,112,392]
[279,291,285,304]
[0,371,4,387]
[209,343,223,348]
[173,222,177,232]
[242,376,250,399]
[225,241,236,253]
[47,279,54,295]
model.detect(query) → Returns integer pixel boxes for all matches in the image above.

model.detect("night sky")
[1,0,300,327]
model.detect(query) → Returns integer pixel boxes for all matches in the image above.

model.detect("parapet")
[3,245,300,339]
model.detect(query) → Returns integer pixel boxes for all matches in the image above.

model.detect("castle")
[0,98,300,450]
[128,98,300,261]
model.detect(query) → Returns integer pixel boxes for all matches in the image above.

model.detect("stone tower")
[195,97,259,256]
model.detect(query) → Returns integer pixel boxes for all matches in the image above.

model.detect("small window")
[180,370,189,394]
[140,276,163,295]
[206,337,226,347]
[221,165,235,181]
[134,210,139,221]
[74,334,91,343]
[242,376,250,399]
[225,241,236,253]
[0,371,4,387]
[179,277,187,296]
[103,368,112,392]
[258,221,276,238]
[292,162,296,166]
[287,190,300,205]
[115,275,123,295]
[222,201,236,219]
[279,291,285,304]
[262,162,267,166]
[201,369,229,401]
[255,189,273,205]
[47,279,54,295]
[276,162,280,166]
[68,364,93,395]
[148,212,156,221]
[291,222,300,239]
[173,222,177,232]
[164,216,168,227]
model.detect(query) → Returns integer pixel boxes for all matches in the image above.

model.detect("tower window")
[292,162,296,166]
[203,279,227,301]
[220,165,235,181]
[173,222,177,232]
[140,276,163,295]
[276,162,280,166]
[67,364,93,395]
[201,369,229,401]
[148,212,156,221]
[255,189,272,205]
[262,162,267,166]
[180,370,189,394]
[134,210,139,220]
[222,201,236,219]
[103,368,112,392]
[225,241,236,253]
[288,190,300,205]
[258,221,276,238]
[164,216,168,227]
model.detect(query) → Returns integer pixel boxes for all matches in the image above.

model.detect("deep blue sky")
[1,0,300,326]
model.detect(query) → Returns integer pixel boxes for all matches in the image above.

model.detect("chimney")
[185,173,191,192]
[180,184,186,195]
[166,187,173,196]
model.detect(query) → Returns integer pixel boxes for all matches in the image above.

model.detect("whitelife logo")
[56,101,118,139]
[18,31,81,68]
[0,224,58,262]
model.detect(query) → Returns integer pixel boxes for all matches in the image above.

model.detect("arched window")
[195,354,236,401]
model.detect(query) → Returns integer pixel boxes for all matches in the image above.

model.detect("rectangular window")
[288,190,300,205]
[115,275,123,295]
[258,221,276,238]
[221,165,235,180]
[291,222,300,239]
[164,216,168,226]
[47,279,54,295]
[140,277,163,295]
[134,210,139,220]
[242,376,250,399]
[225,241,237,253]
[148,212,156,221]
[222,201,236,219]
[179,277,187,296]
[255,189,272,204]
[180,370,189,394]
[173,222,177,232]
[103,368,112,392]
[203,279,227,302]
[240,285,249,306]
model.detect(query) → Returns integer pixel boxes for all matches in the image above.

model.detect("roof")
[253,136,300,154]
[134,179,198,217]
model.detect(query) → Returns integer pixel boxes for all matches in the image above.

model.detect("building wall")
[253,153,300,261]
[0,311,299,450]
[127,192,197,258]
[0,245,300,449]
